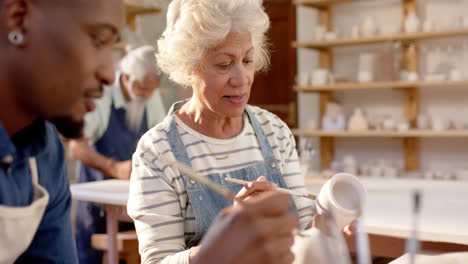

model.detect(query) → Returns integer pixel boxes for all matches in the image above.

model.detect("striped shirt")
[127,106,315,264]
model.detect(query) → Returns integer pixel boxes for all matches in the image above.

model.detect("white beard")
[125,99,146,133]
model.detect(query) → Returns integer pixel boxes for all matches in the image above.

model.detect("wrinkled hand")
[234,176,277,207]
[192,192,298,264]
[108,160,132,180]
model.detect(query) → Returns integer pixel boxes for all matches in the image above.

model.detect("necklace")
[206,135,239,160]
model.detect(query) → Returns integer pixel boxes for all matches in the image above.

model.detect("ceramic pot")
[322,115,346,131]
[361,16,377,37]
[312,69,332,86]
[292,225,352,264]
[317,173,367,230]
[417,114,431,130]
[404,12,420,34]
[348,108,369,131]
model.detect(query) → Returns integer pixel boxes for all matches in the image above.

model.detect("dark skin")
[0,0,124,137]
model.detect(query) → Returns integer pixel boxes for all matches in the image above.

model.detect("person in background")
[0,0,124,262]
[127,0,316,263]
[68,45,166,264]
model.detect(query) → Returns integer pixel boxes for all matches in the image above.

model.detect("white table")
[389,252,468,264]
[71,178,468,263]
[306,178,468,246]
[71,180,130,264]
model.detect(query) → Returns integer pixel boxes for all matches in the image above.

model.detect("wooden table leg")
[106,205,119,264]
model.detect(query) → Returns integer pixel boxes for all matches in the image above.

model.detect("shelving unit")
[114,2,161,51]
[124,2,161,30]
[294,80,468,91]
[294,0,468,172]
[293,0,378,8]
[292,129,468,138]
[292,29,468,49]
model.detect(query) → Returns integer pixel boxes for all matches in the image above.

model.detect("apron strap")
[28,157,39,185]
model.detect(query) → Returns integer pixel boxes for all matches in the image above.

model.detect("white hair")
[157,0,271,86]
[119,45,161,83]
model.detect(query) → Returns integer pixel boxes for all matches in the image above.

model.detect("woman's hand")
[192,192,298,264]
[234,176,277,207]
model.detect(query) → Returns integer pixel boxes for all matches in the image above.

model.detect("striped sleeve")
[127,129,190,264]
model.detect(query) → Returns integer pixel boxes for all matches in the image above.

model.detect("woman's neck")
[177,99,243,139]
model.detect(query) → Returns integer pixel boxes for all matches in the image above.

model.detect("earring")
[8,31,24,45]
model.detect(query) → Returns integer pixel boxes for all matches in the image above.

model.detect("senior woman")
[127,0,315,263]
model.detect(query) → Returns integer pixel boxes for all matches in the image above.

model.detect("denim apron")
[164,101,297,247]
[76,100,148,264]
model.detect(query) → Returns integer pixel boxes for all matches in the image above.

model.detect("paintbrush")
[158,154,238,202]
[159,154,317,238]
[224,177,317,200]
[406,190,421,264]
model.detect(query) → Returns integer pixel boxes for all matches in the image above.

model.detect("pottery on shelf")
[382,117,397,131]
[348,108,369,131]
[312,69,333,86]
[432,116,450,131]
[404,11,420,34]
[407,72,419,82]
[325,32,337,41]
[343,155,358,175]
[323,115,346,131]
[417,114,431,130]
[361,16,378,37]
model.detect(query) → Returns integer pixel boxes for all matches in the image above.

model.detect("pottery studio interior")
[3,0,468,264]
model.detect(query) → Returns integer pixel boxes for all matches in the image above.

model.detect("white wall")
[296,0,468,175]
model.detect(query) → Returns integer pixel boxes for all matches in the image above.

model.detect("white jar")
[361,16,377,37]
[404,12,420,34]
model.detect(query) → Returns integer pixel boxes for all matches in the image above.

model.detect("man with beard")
[68,45,166,264]
[0,0,124,262]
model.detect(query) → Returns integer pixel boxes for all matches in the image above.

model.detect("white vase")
[404,12,420,34]
[361,16,377,37]
[348,108,369,131]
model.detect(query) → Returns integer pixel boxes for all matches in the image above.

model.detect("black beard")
[51,116,84,139]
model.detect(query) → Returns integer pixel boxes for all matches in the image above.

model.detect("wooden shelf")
[292,129,468,138]
[294,80,468,92]
[293,29,468,49]
[125,2,161,16]
[293,0,374,8]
